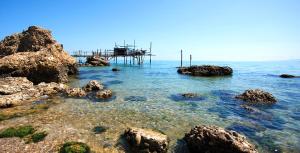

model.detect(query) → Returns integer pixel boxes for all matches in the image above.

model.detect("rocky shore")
[0,26,77,84]
[0,26,259,153]
[178,65,233,77]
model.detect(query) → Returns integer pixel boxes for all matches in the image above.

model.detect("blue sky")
[0,0,299,61]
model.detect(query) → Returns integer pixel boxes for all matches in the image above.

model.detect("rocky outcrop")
[184,125,257,153]
[0,77,67,108]
[236,89,277,104]
[96,89,112,99]
[0,26,77,84]
[86,56,109,66]
[280,74,297,78]
[83,80,104,91]
[178,65,233,77]
[124,127,169,153]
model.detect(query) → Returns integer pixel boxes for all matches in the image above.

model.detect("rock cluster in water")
[96,89,113,99]
[0,77,67,108]
[0,78,112,108]
[178,65,233,77]
[124,127,169,153]
[184,125,258,153]
[86,56,110,66]
[279,74,297,78]
[236,89,277,104]
[0,26,77,84]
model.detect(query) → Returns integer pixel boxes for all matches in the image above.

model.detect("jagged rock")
[96,89,112,99]
[280,74,296,78]
[0,77,41,108]
[36,82,68,95]
[86,56,110,66]
[178,65,233,76]
[112,68,120,71]
[83,80,103,91]
[0,26,77,84]
[184,125,257,153]
[236,89,277,104]
[124,127,169,153]
[0,77,34,95]
[0,77,76,108]
[66,88,87,97]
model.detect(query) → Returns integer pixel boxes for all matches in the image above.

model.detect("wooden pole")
[150,42,152,64]
[190,54,192,67]
[181,49,183,67]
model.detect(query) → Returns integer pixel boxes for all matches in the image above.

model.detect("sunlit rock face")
[236,89,277,104]
[184,125,258,153]
[124,127,169,153]
[0,26,77,84]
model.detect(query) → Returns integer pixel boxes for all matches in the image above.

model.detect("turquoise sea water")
[69,60,300,152]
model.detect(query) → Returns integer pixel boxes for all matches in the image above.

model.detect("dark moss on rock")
[59,142,91,153]
[0,125,35,138]
[30,131,47,143]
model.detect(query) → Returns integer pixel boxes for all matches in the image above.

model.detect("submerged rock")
[170,93,205,102]
[96,89,112,99]
[83,80,103,92]
[280,74,296,78]
[112,68,120,71]
[124,127,169,153]
[181,93,198,98]
[236,89,277,104]
[184,125,257,153]
[178,65,233,77]
[0,26,77,84]
[86,56,109,66]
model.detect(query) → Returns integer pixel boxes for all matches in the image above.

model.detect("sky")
[0,0,299,61]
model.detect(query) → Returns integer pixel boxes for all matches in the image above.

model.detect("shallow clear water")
[68,60,300,152]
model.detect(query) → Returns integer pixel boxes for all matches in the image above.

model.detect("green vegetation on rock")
[0,125,35,138]
[30,131,48,143]
[60,142,91,153]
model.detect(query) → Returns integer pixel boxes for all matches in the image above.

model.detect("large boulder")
[178,65,233,77]
[184,125,257,153]
[0,26,77,84]
[124,127,169,153]
[86,56,109,66]
[236,89,277,104]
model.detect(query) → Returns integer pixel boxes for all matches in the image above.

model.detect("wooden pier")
[71,41,154,65]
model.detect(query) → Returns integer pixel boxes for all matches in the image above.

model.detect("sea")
[65,60,300,153]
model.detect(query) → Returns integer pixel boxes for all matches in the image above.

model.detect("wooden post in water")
[150,42,152,64]
[190,54,192,67]
[180,49,183,67]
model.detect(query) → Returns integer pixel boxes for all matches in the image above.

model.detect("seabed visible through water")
[1,60,300,153]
